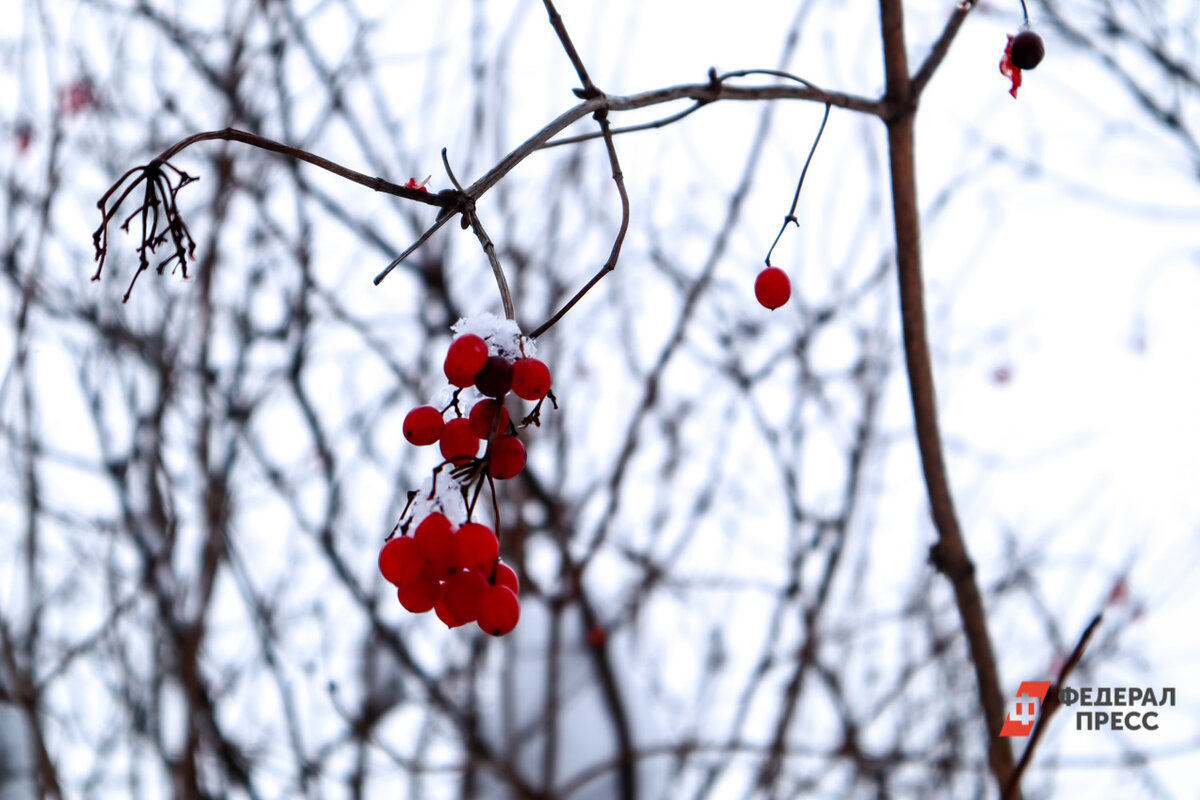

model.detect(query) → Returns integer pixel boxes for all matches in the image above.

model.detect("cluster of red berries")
[384,326,554,635]
[379,512,521,635]
[402,333,552,480]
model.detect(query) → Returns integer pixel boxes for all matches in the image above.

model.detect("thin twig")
[443,148,516,320]
[911,1,979,99]
[1002,613,1103,800]
[539,101,706,149]
[372,212,457,285]
[764,102,831,266]
[541,0,597,96]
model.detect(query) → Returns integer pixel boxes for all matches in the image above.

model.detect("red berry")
[468,399,511,439]
[586,626,608,648]
[511,358,552,401]
[439,417,480,465]
[422,558,455,581]
[493,561,519,594]
[444,334,489,387]
[414,512,455,567]
[398,575,441,613]
[443,569,488,623]
[487,436,526,480]
[755,267,791,310]
[435,597,466,628]
[403,405,444,446]
[474,356,513,398]
[454,522,499,574]
[477,585,520,636]
[378,536,425,586]
[1010,30,1045,70]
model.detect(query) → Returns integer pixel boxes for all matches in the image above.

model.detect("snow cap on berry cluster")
[452,313,535,360]
[431,382,460,409]
[409,476,467,527]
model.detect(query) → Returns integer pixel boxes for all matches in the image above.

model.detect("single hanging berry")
[755,267,791,310]
[999,30,1044,99]
[1010,30,1045,70]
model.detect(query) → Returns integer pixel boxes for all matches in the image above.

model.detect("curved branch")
[150,128,451,209]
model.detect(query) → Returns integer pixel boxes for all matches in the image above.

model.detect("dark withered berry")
[474,356,513,398]
[1010,30,1045,70]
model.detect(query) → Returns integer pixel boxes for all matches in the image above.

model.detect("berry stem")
[764,102,831,267]
[487,471,502,543]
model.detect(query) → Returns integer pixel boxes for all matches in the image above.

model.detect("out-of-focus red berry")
[493,561,519,595]
[454,522,499,574]
[415,512,455,567]
[478,585,520,636]
[398,575,441,613]
[444,569,488,623]
[435,597,466,628]
[379,536,424,586]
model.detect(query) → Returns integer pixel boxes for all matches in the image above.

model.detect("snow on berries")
[380,313,557,636]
